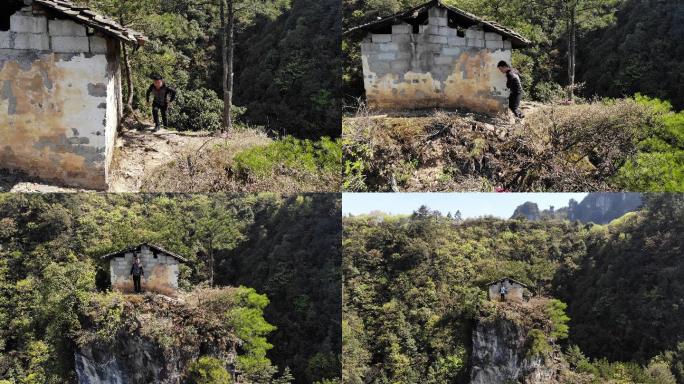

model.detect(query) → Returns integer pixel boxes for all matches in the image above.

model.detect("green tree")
[218,0,290,132]
[184,196,246,286]
[546,299,570,340]
[185,356,233,384]
[225,287,277,376]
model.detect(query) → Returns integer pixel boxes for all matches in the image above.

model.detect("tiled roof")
[486,277,529,288]
[345,0,531,48]
[100,242,189,263]
[33,0,147,46]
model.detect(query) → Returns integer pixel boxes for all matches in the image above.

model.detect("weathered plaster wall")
[109,245,181,296]
[488,281,525,303]
[361,7,513,114]
[0,7,121,189]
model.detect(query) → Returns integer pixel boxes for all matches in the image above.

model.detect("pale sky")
[342,193,589,219]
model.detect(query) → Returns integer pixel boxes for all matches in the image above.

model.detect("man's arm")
[146,85,153,104]
[510,73,523,94]
[130,265,134,275]
[167,86,177,103]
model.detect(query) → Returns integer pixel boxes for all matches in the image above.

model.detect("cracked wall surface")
[0,7,121,189]
[361,7,513,114]
[109,245,181,296]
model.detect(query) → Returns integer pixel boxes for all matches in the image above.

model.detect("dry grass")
[343,100,658,192]
[141,129,341,193]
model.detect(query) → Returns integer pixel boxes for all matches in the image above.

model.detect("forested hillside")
[577,0,684,110]
[343,195,684,383]
[77,0,340,138]
[0,193,341,383]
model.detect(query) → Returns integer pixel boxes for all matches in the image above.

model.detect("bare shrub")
[342,99,661,191]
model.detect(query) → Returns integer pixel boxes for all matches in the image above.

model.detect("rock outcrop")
[74,292,239,384]
[511,192,642,224]
[470,300,566,384]
[75,330,198,384]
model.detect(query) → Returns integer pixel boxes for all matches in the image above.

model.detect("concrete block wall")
[0,6,122,189]
[0,10,108,54]
[109,246,181,295]
[361,6,513,114]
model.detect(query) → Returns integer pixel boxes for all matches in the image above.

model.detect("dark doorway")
[0,0,25,32]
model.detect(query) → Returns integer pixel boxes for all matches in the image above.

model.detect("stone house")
[101,243,188,296]
[347,0,531,114]
[487,277,528,303]
[0,0,146,189]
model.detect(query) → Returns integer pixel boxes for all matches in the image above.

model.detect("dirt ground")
[0,123,271,193]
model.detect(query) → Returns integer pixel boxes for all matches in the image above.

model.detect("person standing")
[497,61,525,119]
[499,283,508,302]
[146,74,177,131]
[130,256,144,293]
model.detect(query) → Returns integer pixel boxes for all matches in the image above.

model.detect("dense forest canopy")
[0,193,341,384]
[343,195,684,383]
[343,0,683,110]
[77,0,340,138]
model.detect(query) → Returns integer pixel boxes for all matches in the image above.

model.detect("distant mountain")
[511,193,643,224]
[511,202,542,221]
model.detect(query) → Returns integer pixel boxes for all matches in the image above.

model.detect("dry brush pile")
[343,100,661,192]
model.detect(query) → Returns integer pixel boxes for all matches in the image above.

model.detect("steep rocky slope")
[471,300,568,384]
[74,292,240,384]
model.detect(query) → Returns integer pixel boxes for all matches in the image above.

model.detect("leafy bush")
[167,87,225,132]
[526,329,551,358]
[233,137,341,179]
[185,356,233,384]
[613,95,684,191]
[534,81,568,104]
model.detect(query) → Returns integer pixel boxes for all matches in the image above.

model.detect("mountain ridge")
[511,193,643,224]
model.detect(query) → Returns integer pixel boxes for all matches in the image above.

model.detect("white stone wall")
[109,245,181,295]
[0,6,121,189]
[361,6,514,114]
[104,45,121,184]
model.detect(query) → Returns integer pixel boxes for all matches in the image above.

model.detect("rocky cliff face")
[511,193,642,224]
[74,292,238,384]
[75,330,198,384]
[470,301,566,384]
[566,192,642,224]
[511,202,542,221]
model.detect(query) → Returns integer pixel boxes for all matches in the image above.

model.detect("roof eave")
[345,0,531,48]
[32,0,147,47]
[99,242,189,263]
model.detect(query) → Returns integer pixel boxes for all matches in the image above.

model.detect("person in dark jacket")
[130,256,144,293]
[146,74,177,131]
[497,61,525,119]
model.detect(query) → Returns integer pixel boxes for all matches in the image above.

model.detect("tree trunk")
[119,13,134,114]
[209,248,214,286]
[220,0,229,132]
[567,6,577,100]
[220,0,235,133]
[122,44,134,111]
[226,0,235,132]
